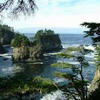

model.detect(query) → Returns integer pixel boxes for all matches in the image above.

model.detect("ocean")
[0,34,95,80]
[25,33,92,46]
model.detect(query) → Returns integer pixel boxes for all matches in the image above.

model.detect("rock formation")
[34,29,62,52]
[0,24,15,45]
[12,29,62,62]
[88,70,100,100]
[39,34,62,52]
[12,45,43,62]
[0,44,6,54]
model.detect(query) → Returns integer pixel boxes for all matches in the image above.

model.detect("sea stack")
[12,29,62,62]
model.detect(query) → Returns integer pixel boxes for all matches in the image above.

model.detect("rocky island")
[12,29,62,62]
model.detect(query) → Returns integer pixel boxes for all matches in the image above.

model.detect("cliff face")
[88,70,100,100]
[0,24,15,45]
[35,34,62,52]
[3,32,15,45]
[12,45,43,62]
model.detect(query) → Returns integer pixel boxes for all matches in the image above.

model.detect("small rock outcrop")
[0,43,6,54]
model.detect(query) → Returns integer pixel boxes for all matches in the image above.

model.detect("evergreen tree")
[81,22,100,100]
[51,46,91,100]
[11,34,30,47]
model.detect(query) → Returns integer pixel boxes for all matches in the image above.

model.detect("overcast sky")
[2,0,100,29]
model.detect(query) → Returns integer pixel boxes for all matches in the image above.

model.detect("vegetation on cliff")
[0,24,15,45]
[0,75,57,99]
[11,34,30,47]
[33,29,62,52]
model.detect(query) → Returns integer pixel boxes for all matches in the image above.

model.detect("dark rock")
[0,24,15,45]
[0,44,6,54]
[42,34,62,52]
[35,33,62,52]
[3,32,15,45]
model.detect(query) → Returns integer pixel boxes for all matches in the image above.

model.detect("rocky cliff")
[88,70,100,100]
[34,29,62,52]
[12,45,43,62]
[0,24,15,45]
[39,34,62,52]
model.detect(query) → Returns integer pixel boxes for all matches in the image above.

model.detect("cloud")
[3,0,100,29]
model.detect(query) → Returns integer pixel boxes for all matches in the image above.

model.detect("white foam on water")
[1,66,23,76]
[84,45,95,51]
[41,90,66,100]
[62,44,79,49]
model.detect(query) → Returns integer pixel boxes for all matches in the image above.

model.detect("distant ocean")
[25,33,92,47]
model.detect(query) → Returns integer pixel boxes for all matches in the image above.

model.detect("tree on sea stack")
[81,22,100,99]
[11,34,30,47]
[51,46,91,100]
[33,29,62,52]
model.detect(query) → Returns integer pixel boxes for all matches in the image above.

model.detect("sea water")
[0,34,95,100]
[0,34,95,78]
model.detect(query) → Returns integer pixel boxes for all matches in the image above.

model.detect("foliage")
[94,45,100,70]
[34,29,55,45]
[0,0,37,18]
[63,46,93,55]
[51,62,74,68]
[53,71,68,78]
[81,22,100,100]
[81,22,100,44]
[11,34,30,47]
[33,76,57,93]
[0,24,15,45]
[0,75,57,97]
[81,22,100,70]
[57,52,75,58]
[51,46,89,100]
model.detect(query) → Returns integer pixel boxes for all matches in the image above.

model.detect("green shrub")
[34,29,55,44]
[11,34,30,47]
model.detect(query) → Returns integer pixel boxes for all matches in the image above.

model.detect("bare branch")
[0,0,37,18]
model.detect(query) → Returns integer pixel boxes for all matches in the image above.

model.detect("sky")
[1,0,100,32]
